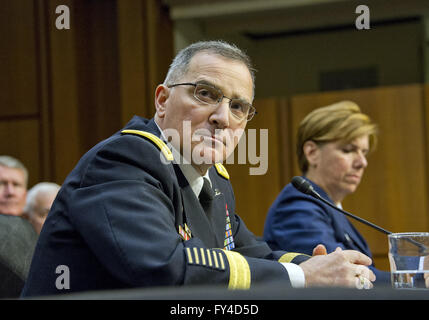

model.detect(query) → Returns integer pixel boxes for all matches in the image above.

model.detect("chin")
[210,149,227,164]
[1,209,20,216]
[345,185,358,195]
[193,147,226,165]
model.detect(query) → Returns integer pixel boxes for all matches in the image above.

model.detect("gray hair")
[24,182,61,214]
[164,40,256,95]
[0,155,29,186]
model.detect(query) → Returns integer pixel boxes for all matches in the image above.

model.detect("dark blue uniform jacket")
[22,116,309,297]
[263,177,390,285]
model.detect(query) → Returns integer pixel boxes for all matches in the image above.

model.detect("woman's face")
[305,135,369,203]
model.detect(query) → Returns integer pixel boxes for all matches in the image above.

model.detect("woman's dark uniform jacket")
[263,178,390,285]
[22,116,309,296]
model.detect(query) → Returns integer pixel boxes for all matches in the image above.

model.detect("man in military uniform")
[22,41,374,296]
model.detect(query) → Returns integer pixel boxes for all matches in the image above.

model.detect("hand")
[300,246,376,288]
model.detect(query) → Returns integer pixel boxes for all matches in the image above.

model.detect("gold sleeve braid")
[185,247,251,290]
[278,252,304,263]
[221,250,251,290]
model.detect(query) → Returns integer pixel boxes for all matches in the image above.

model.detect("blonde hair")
[297,101,378,173]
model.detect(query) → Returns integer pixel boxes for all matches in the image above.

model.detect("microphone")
[291,176,392,235]
[291,176,428,254]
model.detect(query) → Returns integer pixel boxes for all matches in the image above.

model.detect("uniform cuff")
[280,262,306,288]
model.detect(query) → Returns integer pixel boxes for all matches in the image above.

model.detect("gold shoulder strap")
[121,129,173,161]
[214,163,230,180]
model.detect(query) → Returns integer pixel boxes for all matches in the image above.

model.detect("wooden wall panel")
[0,1,45,188]
[117,0,149,124]
[226,98,289,236]
[143,0,174,117]
[117,0,174,122]
[45,0,82,184]
[1,0,174,188]
[290,84,429,270]
[0,120,41,188]
[0,0,38,117]
[73,0,122,155]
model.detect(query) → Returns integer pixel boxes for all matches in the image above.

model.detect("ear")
[154,84,169,118]
[303,140,320,168]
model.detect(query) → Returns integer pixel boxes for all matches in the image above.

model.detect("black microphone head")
[291,176,315,195]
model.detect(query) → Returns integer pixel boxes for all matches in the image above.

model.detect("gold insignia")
[222,250,251,289]
[185,247,226,271]
[278,252,304,263]
[214,163,230,180]
[121,129,173,161]
[185,248,193,264]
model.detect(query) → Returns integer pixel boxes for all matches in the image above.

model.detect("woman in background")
[263,101,390,285]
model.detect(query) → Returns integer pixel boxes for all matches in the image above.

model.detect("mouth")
[346,174,361,182]
[0,201,17,208]
[212,135,227,146]
[199,134,227,147]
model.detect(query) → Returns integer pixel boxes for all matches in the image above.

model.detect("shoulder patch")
[214,163,230,180]
[121,129,173,161]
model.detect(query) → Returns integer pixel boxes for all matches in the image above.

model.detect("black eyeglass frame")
[167,82,257,121]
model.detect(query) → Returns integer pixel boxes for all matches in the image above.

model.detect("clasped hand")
[300,244,376,289]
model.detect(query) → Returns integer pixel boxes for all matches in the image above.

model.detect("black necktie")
[199,178,214,212]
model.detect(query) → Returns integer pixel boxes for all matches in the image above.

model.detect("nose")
[209,99,230,129]
[354,151,368,169]
[2,182,15,197]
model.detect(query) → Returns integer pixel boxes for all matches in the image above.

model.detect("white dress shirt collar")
[155,120,212,197]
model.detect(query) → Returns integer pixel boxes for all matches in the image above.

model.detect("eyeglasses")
[167,82,257,121]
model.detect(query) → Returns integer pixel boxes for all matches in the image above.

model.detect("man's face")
[28,191,57,234]
[155,52,254,173]
[0,165,27,216]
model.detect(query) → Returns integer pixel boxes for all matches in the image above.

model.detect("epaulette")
[121,129,174,161]
[214,163,230,180]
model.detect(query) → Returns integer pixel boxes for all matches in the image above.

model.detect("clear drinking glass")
[388,232,429,289]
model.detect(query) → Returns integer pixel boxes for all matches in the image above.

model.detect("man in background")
[0,155,28,216]
[0,155,37,298]
[23,182,61,234]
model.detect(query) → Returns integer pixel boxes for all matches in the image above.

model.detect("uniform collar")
[154,119,212,197]
[178,163,211,197]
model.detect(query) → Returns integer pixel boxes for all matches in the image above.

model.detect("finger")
[312,244,327,256]
[363,277,373,289]
[355,265,376,282]
[342,250,372,266]
[355,276,373,289]
[367,270,376,282]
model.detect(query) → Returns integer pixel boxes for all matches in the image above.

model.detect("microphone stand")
[291,176,428,254]
[312,190,392,235]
